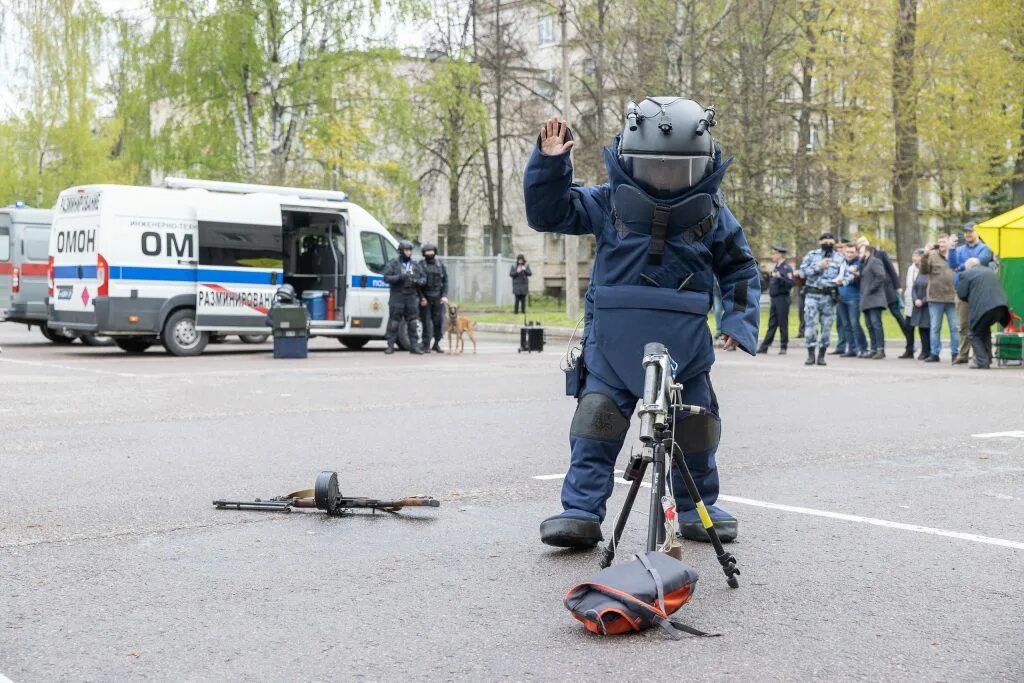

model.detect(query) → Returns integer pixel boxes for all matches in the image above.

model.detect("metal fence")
[442,256,517,307]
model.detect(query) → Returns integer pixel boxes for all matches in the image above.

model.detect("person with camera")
[523,99,760,549]
[799,233,847,366]
[757,244,794,354]
[418,242,448,353]
[510,254,532,314]
[919,236,959,363]
[382,240,426,355]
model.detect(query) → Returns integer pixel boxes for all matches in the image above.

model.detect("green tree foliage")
[0,0,129,206]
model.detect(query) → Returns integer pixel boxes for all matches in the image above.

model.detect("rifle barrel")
[213,499,292,512]
[337,497,440,509]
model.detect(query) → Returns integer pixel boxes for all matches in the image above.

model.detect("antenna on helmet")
[696,105,717,136]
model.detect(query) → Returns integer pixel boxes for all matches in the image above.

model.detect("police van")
[48,178,401,356]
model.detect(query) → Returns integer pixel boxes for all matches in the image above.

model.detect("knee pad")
[673,413,721,454]
[570,393,629,443]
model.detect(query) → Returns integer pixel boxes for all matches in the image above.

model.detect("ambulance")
[48,178,402,356]
[1,204,103,345]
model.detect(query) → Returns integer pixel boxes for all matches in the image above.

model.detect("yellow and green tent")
[976,204,1024,319]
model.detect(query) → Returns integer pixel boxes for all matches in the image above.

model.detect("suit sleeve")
[413,262,427,287]
[881,251,900,289]
[382,259,402,285]
[441,263,449,298]
[711,205,760,355]
[525,265,532,277]
[523,146,602,236]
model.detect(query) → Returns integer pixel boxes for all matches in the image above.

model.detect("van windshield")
[360,232,389,274]
[0,226,10,262]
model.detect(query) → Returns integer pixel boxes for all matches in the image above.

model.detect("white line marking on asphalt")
[972,431,1024,439]
[533,473,1024,551]
[533,470,623,481]
[0,357,136,378]
[1,672,16,683]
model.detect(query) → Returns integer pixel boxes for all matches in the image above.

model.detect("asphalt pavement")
[1,325,1022,681]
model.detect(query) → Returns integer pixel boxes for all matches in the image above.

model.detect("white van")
[1,205,108,346]
[48,178,401,356]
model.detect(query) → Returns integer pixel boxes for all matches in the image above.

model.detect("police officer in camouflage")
[799,232,846,366]
[383,240,426,355]
[418,242,449,353]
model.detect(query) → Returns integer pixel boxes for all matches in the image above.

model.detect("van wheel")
[340,337,370,350]
[239,334,269,344]
[78,334,113,347]
[396,320,422,351]
[41,326,76,344]
[115,338,153,353]
[162,309,208,357]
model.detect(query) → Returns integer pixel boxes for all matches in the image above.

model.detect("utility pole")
[560,1,578,322]
[493,0,504,257]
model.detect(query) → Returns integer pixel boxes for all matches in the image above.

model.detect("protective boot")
[671,438,732,542]
[540,511,603,548]
[385,342,395,355]
[410,344,424,355]
[432,343,445,354]
[677,505,738,542]
[804,347,816,365]
[816,348,827,366]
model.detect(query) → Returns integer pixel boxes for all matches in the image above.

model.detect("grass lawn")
[466,296,950,341]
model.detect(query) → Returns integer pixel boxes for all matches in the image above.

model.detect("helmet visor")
[626,155,711,195]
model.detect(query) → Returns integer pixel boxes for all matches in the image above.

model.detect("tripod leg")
[647,444,667,552]
[670,447,741,588]
[600,458,648,568]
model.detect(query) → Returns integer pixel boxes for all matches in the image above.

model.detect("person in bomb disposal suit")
[418,242,449,353]
[383,240,426,355]
[523,99,760,548]
[757,244,794,354]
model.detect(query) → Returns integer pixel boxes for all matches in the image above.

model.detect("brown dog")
[446,304,477,354]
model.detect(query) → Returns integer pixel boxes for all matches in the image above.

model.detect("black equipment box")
[269,303,309,334]
[519,325,545,353]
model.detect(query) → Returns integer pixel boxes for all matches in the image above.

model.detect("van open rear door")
[194,194,282,331]
[0,217,12,318]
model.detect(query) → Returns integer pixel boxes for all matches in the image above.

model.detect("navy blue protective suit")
[524,137,760,524]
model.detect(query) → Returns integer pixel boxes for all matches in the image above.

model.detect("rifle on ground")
[214,471,440,516]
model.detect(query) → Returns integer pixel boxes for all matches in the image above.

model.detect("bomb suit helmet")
[618,97,717,198]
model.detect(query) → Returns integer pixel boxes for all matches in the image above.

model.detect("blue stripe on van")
[55,265,281,285]
[351,275,387,289]
[53,265,98,279]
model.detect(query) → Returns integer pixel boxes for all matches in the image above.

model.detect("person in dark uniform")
[510,254,532,314]
[382,240,426,355]
[757,244,794,354]
[418,242,448,353]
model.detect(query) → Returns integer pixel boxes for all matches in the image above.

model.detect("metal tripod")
[598,343,740,589]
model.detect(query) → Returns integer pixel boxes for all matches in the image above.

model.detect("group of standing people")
[382,240,449,355]
[758,224,1010,369]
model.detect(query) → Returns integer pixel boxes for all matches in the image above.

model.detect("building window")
[538,15,555,47]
